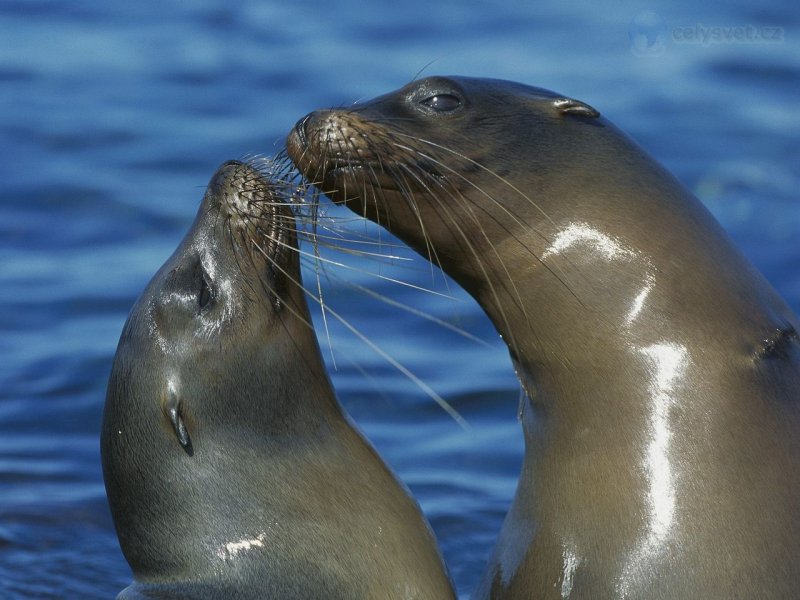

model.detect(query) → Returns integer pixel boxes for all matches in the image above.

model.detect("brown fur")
[288,76,800,599]
[101,160,455,599]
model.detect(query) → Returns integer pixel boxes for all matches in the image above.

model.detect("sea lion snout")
[289,109,384,172]
[205,160,281,225]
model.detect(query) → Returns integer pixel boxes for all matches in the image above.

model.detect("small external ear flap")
[166,388,194,456]
[553,98,600,119]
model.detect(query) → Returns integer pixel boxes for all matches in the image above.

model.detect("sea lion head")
[101,160,331,580]
[287,76,607,286]
[106,159,305,447]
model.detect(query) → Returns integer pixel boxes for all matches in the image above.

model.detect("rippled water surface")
[1,1,798,597]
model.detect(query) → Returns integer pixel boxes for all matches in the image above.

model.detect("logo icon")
[629,12,668,57]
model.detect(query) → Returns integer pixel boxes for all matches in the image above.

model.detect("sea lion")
[286,76,800,598]
[101,160,455,599]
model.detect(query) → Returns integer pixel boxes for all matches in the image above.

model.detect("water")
[1,1,797,597]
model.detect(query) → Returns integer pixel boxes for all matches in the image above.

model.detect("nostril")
[294,114,312,146]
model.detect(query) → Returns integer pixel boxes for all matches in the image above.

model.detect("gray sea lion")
[101,160,455,599]
[287,77,800,598]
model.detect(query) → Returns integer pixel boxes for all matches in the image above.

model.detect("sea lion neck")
[457,148,795,422]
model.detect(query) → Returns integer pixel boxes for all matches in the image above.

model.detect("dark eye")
[199,269,213,311]
[420,93,461,112]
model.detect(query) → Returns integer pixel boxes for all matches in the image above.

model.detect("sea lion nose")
[207,160,245,199]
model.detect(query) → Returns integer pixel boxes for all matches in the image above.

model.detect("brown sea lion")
[101,159,455,599]
[287,76,800,598]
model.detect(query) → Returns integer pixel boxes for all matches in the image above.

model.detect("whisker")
[391,133,585,307]
[391,159,534,356]
[346,279,491,347]
[320,301,471,430]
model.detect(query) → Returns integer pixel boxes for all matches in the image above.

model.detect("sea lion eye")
[420,93,461,112]
[198,269,213,311]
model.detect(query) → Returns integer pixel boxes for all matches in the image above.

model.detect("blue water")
[1,1,797,597]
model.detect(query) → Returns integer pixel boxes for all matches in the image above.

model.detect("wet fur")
[101,160,455,599]
[287,76,800,599]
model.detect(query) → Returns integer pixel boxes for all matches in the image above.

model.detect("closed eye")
[199,268,213,311]
[420,93,462,112]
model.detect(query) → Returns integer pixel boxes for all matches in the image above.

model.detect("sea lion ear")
[165,388,194,456]
[552,98,600,119]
